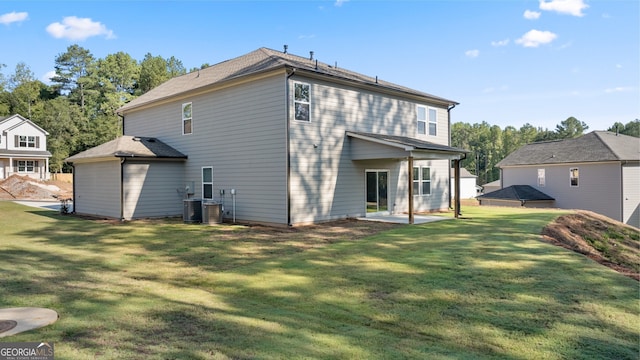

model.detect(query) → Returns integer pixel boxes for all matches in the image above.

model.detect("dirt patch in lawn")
[542,210,640,281]
[0,175,73,201]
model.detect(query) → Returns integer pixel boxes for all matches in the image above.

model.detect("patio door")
[366,170,389,215]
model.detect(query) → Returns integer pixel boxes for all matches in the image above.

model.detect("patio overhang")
[346,131,467,161]
[346,131,469,224]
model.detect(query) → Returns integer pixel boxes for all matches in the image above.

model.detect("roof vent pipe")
[283,45,288,54]
[310,51,314,60]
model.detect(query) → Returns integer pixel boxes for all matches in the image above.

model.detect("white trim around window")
[417,105,437,136]
[570,167,579,187]
[413,166,431,196]
[202,166,213,200]
[293,82,311,122]
[182,102,193,135]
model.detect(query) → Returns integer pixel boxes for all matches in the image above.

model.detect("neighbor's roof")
[0,114,50,135]
[496,131,640,167]
[477,185,554,201]
[118,47,458,113]
[347,131,468,154]
[450,167,476,178]
[65,136,187,162]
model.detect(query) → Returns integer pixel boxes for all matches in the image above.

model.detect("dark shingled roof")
[497,131,639,167]
[119,47,458,113]
[477,185,554,201]
[66,136,187,162]
[347,131,468,154]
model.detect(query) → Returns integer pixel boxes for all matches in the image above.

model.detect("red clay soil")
[0,175,73,201]
[542,210,640,281]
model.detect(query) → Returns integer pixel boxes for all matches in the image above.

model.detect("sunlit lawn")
[1,201,638,359]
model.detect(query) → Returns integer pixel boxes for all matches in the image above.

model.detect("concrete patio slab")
[358,214,451,224]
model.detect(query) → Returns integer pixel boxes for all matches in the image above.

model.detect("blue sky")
[1,0,638,131]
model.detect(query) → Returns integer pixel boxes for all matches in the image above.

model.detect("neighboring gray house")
[496,131,639,228]
[0,114,52,180]
[67,47,467,225]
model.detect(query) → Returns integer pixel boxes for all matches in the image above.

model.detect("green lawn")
[1,202,637,359]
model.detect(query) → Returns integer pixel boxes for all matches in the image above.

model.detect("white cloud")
[335,0,349,6]
[0,11,28,25]
[515,29,557,47]
[524,10,541,19]
[42,70,57,84]
[46,16,115,41]
[539,0,589,17]
[465,49,479,58]
[491,39,509,47]
[605,86,633,93]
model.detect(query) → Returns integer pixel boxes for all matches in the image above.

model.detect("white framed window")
[570,168,579,187]
[17,135,37,148]
[417,106,426,135]
[537,169,545,187]
[413,166,431,196]
[182,102,193,135]
[428,108,437,136]
[202,166,213,200]
[293,82,310,122]
[14,160,37,173]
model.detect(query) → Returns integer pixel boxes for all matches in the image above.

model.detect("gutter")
[286,67,297,226]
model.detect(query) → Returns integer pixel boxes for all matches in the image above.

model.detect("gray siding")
[502,162,623,222]
[622,162,639,227]
[122,161,185,220]
[124,73,288,225]
[74,160,121,219]
[288,75,451,223]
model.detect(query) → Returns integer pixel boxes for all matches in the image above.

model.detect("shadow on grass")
[1,203,638,359]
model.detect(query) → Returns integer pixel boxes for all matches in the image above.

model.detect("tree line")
[0,44,210,173]
[452,117,639,185]
[1,44,637,176]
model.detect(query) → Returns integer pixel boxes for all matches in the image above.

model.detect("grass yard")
[0,202,638,359]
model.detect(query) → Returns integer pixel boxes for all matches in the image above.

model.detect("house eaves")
[65,136,187,163]
[347,131,468,160]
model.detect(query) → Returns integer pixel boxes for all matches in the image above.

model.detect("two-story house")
[0,114,52,180]
[495,131,639,228]
[66,47,467,225]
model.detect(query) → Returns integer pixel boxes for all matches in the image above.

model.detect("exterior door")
[366,170,389,215]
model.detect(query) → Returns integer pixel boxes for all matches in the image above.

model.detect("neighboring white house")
[67,47,468,225]
[496,131,639,228]
[450,167,479,199]
[0,114,52,180]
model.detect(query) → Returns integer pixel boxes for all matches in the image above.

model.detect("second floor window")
[294,82,310,122]
[182,102,193,135]
[17,135,37,148]
[537,169,545,187]
[417,106,437,136]
[570,168,579,187]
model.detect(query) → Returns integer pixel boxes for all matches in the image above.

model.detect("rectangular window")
[202,167,213,200]
[413,166,431,196]
[14,160,37,173]
[182,102,193,135]
[18,136,36,147]
[294,82,310,121]
[417,106,426,135]
[570,168,579,187]
[428,108,437,136]
[537,169,545,187]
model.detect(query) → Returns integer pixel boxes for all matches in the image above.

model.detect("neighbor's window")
[428,108,437,136]
[570,168,579,187]
[413,166,431,196]
[537,169,545,187]
[14,160,37,173]
[17,135,37,148]
[202,167,213,200]
[417,106,426,135]
[182,102,193,135]
[294,82,310,122]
